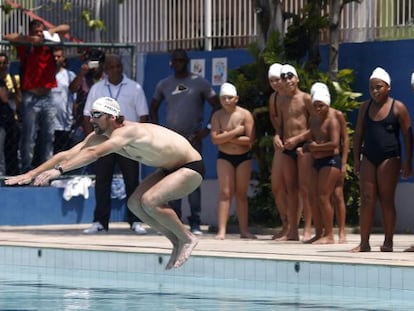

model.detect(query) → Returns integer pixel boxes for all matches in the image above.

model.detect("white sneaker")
[191,228,203,236]
[83,222,106,234]
[131,222,147,235]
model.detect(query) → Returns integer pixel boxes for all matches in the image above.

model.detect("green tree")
[256,0,361,79]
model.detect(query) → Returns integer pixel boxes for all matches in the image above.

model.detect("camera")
[87,60,99,69]
[78,48,105,69]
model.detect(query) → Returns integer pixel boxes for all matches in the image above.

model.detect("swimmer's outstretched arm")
[5,133,98,186]
[5,147,81,186]
[33,130,131,186]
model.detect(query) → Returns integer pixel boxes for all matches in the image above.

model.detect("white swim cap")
[91,97,121,117]
[369,67,391,86]
[280,64,298,78]
[311,82,331,106]
[220,82,237,96]
[310,82,329,97]
[268,63,283,78]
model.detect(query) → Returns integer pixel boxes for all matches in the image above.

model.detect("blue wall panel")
[0,187,127,226]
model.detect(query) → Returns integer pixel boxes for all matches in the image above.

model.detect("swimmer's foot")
[350,244,371,253]
[286,230,299,241]
[287,235,300,241]
[173,236,198,269]
[312,236,335,245]
[240,232,257,239]
[215,231,225,240]
[380,243,393,252]
[338,233,347,244]
[271,229,288,240]
[302,230,312,242]
[303,235,321,244]
[165,243,179,270]
[272,234,288,241]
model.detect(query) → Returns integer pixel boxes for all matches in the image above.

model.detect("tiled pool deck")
[0,223,413,267]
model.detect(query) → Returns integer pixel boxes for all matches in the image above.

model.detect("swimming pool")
[0,246,413,310]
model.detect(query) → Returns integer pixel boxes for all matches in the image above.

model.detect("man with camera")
[69,49,106,145]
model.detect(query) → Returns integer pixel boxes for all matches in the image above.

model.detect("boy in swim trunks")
[303,83,341,244]
[210,82,257,240]
[307,82,349,244]
[274,64,313,241]
[352,67,412,253]
[5,96,203,269]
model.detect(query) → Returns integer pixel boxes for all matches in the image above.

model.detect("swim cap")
[92,97,121,116]
[369,67,391,86]
[311,82,331,106]
[280,64,298,78]
[310,82,329,97]
[220,82,237,96]
[268,63,283,78]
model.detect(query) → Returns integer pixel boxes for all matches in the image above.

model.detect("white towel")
[51,177,93,201]
[43,30,61,43]
[111,176,126,200]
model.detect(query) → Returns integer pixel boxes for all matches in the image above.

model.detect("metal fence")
[1,0,414,53]
[0,0,258,53]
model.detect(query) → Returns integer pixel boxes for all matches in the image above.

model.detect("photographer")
[69,49,105,145]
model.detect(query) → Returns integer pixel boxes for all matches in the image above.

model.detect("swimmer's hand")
[301,143,309,153]
[33,169,61,186]
[284,138,296,150]
[5,172,35,185]
[273,135,284,150]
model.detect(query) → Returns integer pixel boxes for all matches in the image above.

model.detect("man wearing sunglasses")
[5,96,203,269]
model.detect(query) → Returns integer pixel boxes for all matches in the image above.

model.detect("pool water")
[0,265,413,310]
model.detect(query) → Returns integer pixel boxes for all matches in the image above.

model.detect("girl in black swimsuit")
[352,67,412,253]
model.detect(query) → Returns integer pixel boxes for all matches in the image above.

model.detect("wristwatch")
[54,164,64,175]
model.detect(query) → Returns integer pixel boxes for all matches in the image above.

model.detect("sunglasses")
[90,111,105,119]
[281,72,295,80]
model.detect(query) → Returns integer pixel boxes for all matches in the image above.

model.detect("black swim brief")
[164,160,205,178]
[282,141,306,160]
[313,155,342,171]
[217,150,252,168]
